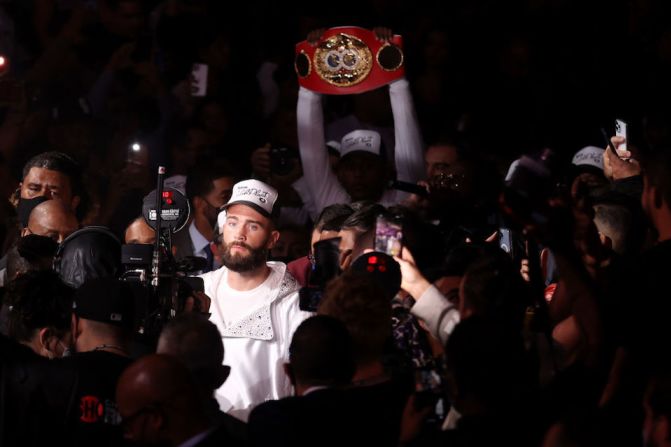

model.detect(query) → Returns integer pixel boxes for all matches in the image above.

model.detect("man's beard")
[221,240,268,272]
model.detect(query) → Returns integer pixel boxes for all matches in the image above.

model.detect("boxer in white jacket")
[200,179,312,421]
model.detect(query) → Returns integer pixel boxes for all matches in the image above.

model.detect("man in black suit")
[172,161,235,272]
[249,303,410,447]
[157,314,247,443]
[248,315,356,446]
[117,354,246,446]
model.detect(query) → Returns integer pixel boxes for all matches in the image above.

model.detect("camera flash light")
[131,142,141,152]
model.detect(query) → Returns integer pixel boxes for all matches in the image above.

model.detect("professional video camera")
[120,167,206,341]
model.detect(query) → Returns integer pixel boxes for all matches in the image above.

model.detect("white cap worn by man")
[199,179,312,421]
[572,146,605,172]
[338,129,382,158]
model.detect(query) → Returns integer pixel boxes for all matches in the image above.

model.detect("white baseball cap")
[339,129,382,158]
[325,140,342,153]
[504,159,521,182]
[572,146,604,172]
[220,179,278,218]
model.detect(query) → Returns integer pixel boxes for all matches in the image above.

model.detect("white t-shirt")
[200,262,312,421]
[216,267,281,326]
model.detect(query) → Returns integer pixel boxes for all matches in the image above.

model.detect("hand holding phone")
[600,127,630,164]
[375,215,403,257]
[127,141,148,167]
[388,180,429,198]
[270,147,296,176]
[614,119,630,159]
[190,63,208,97]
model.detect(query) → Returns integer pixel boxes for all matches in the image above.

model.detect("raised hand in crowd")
[105,42,136,73]
[372,27,393,42]
[570,179,612,273]
[393,246,431,300]
[603,136,641,181]
[250,144,272,179]
[400,180,430,211]
[307,28,326,46]
[308,26,393,44]
[250,144,303,208]
[183,291,212,314]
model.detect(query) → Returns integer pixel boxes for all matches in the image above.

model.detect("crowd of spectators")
[2,0,671,446]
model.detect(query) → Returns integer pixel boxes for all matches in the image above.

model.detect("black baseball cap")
[350,251,401,300]
[74,277,135,328]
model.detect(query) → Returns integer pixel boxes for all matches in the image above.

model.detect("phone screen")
[270,147,296,176]
[615,119,628,158]
[127,141,148,166]
[374,215,402,257]
[190,63,208,97]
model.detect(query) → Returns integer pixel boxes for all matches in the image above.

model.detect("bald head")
[22,199,78,243]
[124,216,156,245]
[157,314,228,393]
[116,354,207,445]
[117,353,194,409]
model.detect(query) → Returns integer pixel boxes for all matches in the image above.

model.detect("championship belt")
[295,27,404,95]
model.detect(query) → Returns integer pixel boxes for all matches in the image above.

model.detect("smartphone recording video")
[374,215,403,257]
[270,147,296,176]
[0,55,9,77]
[127,141,148,166]
[190,63,208,97]
[615,119,629,159]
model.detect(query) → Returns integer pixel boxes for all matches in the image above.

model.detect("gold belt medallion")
[313,33,373,87]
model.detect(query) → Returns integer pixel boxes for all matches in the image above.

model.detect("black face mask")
[17,196,50,228]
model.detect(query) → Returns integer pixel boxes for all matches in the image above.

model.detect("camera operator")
[200,179,312,421]
[50,277,136,446]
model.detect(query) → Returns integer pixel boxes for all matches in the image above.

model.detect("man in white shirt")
[200,179,312,421]
[297,77,425,211]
